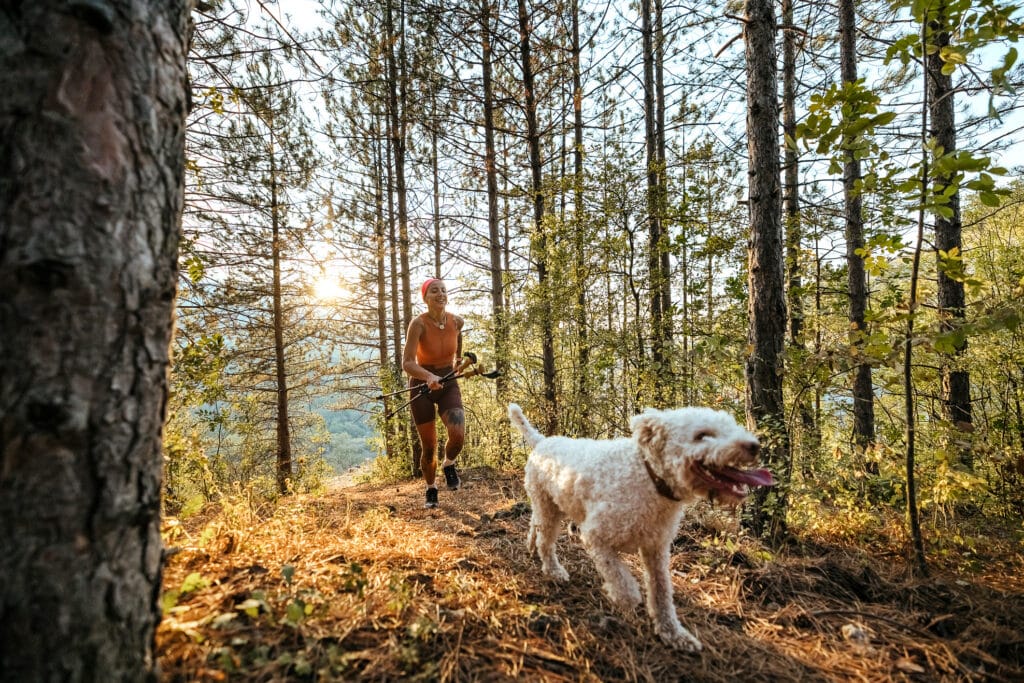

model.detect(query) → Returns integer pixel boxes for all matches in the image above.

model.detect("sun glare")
[312,275,345,301]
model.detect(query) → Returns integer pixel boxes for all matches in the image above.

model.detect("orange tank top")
[416,314,459,368]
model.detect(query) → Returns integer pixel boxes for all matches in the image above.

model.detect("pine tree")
[0,1,188,677]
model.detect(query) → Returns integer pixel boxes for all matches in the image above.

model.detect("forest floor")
[157,467,1024,682]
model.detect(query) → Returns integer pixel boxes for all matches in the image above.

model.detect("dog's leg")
[529,492,569,581]
[587,544,642,610]
[639,545,703,652]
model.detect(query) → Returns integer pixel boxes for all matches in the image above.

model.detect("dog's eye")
[695,430,713,441]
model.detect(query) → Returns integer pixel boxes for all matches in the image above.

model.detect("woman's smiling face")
[425,280,447,305]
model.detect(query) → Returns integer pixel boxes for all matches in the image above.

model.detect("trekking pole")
[384,384,431,420]
[445,366,502,381]
[374,352,478,400]
[383,362,501,420]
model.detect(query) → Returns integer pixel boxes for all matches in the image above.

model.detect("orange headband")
[421,278,442,300]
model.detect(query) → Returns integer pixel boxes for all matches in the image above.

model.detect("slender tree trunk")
[518,0,558,432]
[782,0,817,462]
[927,1,973,468]
[905,211,930,578]
[743,0,791,542]
[383,122,416,474]
[571,0,591,435]
[270,148,292,494]
[904,15,931,578]
[642,0,670,405]
[385,118,402,370]
[839,0,877,461]
[1011,371,1024,447]
[0,2,188,678]
[373,126,395,460]
[654,0,673,357]
[384,0,412,330]
[481,0,511,461]
[431,120,442,277]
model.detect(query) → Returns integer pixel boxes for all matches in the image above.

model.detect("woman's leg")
[440,407,465,463]
[439,406,464,491]
[438,381,465,466]
[415,420,438,487]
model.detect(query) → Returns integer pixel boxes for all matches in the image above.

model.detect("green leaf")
[180,572,209,595]
[1004,47,1019,70]
[979,191,1001,207]
[161,590,180,616]
[939,46,967,64]
[873,111,897,127]
[285,600,306,625]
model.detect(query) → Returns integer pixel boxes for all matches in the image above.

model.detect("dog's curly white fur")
[509,403,771,652]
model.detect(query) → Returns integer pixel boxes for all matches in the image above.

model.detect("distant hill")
[316,400,375,472]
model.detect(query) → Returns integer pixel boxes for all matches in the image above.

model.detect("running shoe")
[442,464,461,491]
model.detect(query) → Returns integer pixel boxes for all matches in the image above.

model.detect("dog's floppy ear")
[631,410,666,456]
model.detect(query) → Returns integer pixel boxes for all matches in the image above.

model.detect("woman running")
[402,277,469,508]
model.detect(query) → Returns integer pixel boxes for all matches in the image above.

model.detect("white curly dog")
[508,403,774,652]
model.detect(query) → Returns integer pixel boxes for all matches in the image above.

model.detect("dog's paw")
[544,565,570,582]
[659,626,703,653]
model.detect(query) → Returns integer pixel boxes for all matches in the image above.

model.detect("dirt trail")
[157,467,1024,682]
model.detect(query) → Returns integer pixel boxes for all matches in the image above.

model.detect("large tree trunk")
[0,2,188,678]
[927,1,973,468]
[743,0,791,542]
[839,0,877,460]
[481,0,511,462]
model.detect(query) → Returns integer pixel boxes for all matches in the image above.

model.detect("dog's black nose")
[745,441,760,459]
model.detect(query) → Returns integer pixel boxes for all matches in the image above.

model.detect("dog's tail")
[508,403,544,449]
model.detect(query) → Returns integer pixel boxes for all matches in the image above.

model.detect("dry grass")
[157,467,1024,682]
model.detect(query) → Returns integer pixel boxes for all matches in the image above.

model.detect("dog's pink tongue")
[723,466,775,487]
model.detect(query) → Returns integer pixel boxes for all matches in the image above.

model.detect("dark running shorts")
[409,365,463,425]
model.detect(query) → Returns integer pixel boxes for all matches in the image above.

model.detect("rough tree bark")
[839,0,877,459]
[0,1,188,678]
[743,0,791,541]
[927,0,973,468]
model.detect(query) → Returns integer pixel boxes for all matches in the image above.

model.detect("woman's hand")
[455,353,475,374]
